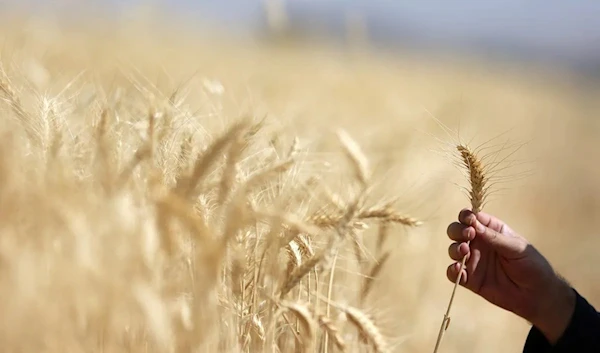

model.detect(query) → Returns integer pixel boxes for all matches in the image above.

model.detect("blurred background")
[1,1,599,352]
[7,0,600,76]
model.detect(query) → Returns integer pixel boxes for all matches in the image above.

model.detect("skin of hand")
[446,209,576,344]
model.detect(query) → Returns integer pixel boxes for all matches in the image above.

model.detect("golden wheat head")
[456,144,487,213]
[433,143,489,353]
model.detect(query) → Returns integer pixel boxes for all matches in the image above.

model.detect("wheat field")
[0,13,599,353]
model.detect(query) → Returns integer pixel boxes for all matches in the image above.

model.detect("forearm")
[529,279,576,344]
[524,288,600,352]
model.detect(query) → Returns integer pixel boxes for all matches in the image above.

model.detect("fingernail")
[475,221,485,233]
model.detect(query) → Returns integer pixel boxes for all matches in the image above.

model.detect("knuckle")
[446,266,455,280]
[486,228,498,240]
[447,243,457,256]
[463,227,474,240]
[517,239,530,253]
[448,222,469,241]
[459,209,475,224]
[446,222,454,235]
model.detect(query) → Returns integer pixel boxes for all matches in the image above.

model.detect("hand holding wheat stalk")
[433,144,487,353]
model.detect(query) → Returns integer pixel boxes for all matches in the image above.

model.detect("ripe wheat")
[433,144,487,353]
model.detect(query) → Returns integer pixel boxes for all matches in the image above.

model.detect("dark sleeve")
[523,289,600,353]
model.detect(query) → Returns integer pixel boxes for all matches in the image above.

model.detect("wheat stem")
[434,144,486,353]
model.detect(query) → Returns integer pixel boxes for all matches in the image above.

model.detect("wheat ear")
[343,305,389,353]
[433,144,486,353]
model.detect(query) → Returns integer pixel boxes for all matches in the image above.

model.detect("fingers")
[458,208,474,224]
[478,225,528,258]
[446,262,467,285]
[456,208,527,258]
[458,209,506,233]
[447,222,475,242]
[448,242,470,261]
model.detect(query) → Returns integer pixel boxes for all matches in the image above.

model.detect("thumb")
[473,219,526,258]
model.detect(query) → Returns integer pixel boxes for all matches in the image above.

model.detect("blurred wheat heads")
[0,57,425,352]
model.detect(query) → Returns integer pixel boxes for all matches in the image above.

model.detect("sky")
[168,1,600,70]
[6,1,600,72]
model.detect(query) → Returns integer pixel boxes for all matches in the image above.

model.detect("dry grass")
[0,13,599,353]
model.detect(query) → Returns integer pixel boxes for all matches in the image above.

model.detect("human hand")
[446,209,576,344]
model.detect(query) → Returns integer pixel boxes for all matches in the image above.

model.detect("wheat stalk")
[433,144,487,353]
[0,24,435,353]
[360,251,391,303]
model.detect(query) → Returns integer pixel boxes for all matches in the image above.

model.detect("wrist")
[529,277,576,344]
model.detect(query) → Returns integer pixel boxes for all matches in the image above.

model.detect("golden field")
[0,13,599,353]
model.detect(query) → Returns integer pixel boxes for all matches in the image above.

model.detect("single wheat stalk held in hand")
[433,144,486,353]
